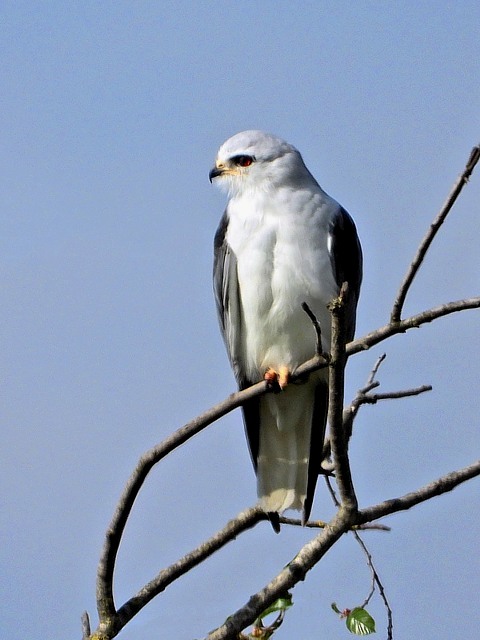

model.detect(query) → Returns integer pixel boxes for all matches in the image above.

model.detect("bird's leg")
[264,366,290,390]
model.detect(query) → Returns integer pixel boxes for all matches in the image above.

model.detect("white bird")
[210,130,362,524]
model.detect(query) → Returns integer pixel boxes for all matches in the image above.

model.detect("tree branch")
[357,459,480,525]
[362,385,432,403]
[322,355,431,469]
[289,297,480,389]
[82,141,480,640]
[346,297,480,358]
[84,142,480,640]
[95,384,269,626]
[114,507,265,632]
[391,144,480,323]
[279,516,390,532]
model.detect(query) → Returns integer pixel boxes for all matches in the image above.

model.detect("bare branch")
[323,359,431,469]
[366,353,387,385]
[391,145,480,323]
[354,531,393,639]
[114,507,265,632]
[279,515,391,532]
[302,301,326,357]
[325,474,340,508]
[81,611,91,640]
[346,297,480,359]
[95,383,270,625]
[316,382,433,468]
[362,385,432,404]
[357,459,480,525]
[289,298,480,390]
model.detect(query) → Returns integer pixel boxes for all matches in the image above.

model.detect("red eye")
[232,155,254,167]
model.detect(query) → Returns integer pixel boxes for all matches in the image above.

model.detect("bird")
[210,130,362,524]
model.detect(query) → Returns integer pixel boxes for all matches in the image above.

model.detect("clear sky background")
[1,3,479,639]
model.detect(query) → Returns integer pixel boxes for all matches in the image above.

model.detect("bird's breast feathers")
[225,189,338,380]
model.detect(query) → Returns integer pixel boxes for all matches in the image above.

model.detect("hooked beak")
[209,166,224,183]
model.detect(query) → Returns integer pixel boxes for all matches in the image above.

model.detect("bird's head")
[209,130,312,196]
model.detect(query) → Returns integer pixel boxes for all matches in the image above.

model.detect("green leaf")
[346,608,376,635]
[258,594,293,620]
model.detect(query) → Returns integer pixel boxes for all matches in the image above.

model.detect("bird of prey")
[210,130,362,523]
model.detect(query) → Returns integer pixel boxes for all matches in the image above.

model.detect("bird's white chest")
[226,190,338,379]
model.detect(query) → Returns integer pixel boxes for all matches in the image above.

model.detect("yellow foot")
[264,366,290,390]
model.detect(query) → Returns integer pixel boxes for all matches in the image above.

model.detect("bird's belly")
[226,193,340,381]
[237,243,337,381]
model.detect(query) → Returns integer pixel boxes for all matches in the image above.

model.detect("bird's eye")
[232,155,254,167]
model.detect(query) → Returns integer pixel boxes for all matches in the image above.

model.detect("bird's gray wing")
[329,205,363,341]
[213,211,261,469]
[304,205,363,523]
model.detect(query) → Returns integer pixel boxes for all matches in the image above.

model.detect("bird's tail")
[256,382,327,522]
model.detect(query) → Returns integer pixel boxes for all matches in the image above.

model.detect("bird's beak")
[209,166,224,183]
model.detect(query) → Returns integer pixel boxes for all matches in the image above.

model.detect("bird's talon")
[278,366,290,389]
[264,368,280,391]
[264,368,277,383]
[264,367,290,390]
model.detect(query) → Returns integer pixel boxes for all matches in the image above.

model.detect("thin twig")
[81,611,91,640]
[342,356,388,444]
[367,353,387,385]
[325,475,340,508]
[391,145,480,323]
[279,516,391,532]
[354,530,393,639]
[361,564,375,608]
[327,473,394,637]
[323,360,431,467]
[363,385,432,403]
[321,384,435,475]
[302,301,325,356]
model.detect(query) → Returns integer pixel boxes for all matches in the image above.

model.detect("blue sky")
[1,3,479,639]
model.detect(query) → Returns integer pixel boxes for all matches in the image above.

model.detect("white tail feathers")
[257,384,314,514]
